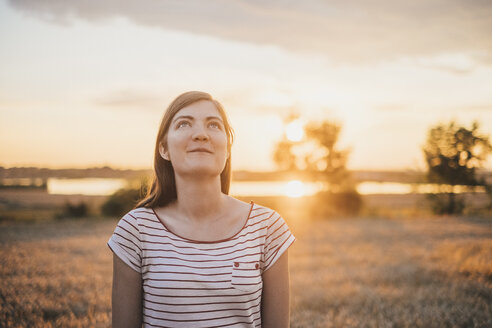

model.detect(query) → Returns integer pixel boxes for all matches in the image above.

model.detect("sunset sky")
[1,0,492,171]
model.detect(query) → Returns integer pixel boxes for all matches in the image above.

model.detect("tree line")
[273,117,492,216]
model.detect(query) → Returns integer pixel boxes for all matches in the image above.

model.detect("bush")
[61,201,88,218]
[426,193,465,215]
[101,188,142,217]
[486,184,492,210]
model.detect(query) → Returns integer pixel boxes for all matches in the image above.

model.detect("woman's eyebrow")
[206,116,224,122]
[172,115,193,123]
[172,115,223,123]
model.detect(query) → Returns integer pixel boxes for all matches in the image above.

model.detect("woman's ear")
[159,143,170,161]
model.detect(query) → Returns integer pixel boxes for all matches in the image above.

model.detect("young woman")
[108,91,296,327]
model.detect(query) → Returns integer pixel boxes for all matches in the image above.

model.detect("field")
[1,214,491,327]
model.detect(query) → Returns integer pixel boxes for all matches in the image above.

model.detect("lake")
[45,178,486,197]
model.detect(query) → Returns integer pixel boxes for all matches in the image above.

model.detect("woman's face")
[160,100,229,178]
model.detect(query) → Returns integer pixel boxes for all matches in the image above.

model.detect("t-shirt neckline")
[152,200,255,244]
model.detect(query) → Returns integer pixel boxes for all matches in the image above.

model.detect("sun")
[284,180,306,198]
[285,120,304,142]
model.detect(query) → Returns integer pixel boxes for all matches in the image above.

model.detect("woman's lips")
[188,148,212,153]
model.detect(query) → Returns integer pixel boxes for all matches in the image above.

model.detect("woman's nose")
[192,124,209,141]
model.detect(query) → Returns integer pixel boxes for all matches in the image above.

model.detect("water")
[46,178,322,197]
[44,178,486,197]
[230,180,322,197]
[357,182,485,195]
[47,178,128,196]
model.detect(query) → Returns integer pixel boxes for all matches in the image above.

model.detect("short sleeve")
[107,212,142,273]
[263,211,296,272]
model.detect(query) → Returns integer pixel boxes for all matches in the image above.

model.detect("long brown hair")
[135,91,234,209]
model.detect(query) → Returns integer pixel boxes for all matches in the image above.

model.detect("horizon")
[2,164,492,174]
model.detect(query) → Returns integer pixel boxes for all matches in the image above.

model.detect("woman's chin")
[176,164,223,178]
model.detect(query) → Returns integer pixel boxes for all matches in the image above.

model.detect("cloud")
[373,104,410,112]
[94,89,165,110]
[463,105,492,112]
[93,87,289,115]
[414,52,481,75]
[8,0,492,66]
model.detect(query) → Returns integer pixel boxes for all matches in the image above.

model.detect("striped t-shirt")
[107,201,296,328]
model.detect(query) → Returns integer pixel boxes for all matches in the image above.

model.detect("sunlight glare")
[285,180,306,198]
[285,120,304,142]
[47,178,127,195]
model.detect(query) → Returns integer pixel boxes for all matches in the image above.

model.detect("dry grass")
[1,215,491,327]
[288,216,492,327]
[0,219,114,328]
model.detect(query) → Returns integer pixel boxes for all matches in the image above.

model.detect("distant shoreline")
[1,165,491,184]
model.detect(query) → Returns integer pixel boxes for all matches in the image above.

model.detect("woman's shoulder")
[119,206,156,223]
[247,200,278,216]
[226,197,274,215]
[226,197,281,223]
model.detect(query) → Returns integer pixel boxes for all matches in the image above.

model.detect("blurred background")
[1,0,491,327]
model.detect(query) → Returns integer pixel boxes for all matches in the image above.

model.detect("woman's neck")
[173,175,226,222]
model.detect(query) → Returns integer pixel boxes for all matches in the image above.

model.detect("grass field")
[1,214,491,327]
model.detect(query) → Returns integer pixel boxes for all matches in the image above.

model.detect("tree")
[272,139,298,172]
[303,121,352,191]
[273,119,352,190]
[422,120,492,214]
[273,118,362,216]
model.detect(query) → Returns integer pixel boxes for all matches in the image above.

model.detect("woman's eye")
[208,122,221,129]
[177,121,190,128]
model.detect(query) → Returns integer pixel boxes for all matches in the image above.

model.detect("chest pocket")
[231,261,262,292]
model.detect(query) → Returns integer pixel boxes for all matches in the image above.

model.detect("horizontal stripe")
[231,274,261,278]
[146,270,231,277]
[142,262,232,270]
[265,228,288,253]
[116,241,141,261]
[144,293,262,307]
[140,233,266,253]
[133,215,160,225]
[107,242,140,270]
[144,278,230,283]
[143,299,260,315]
[144,283,232,291]
[115,224,141,242]
[265,235,295,270]
[142,316,261,328]
[121,216,140,232]
[144,287,262,299]
[143,308,261,323]
[142,242,262,259]
[138,222,269,248]
[113,231,141,253]
[142,252,263,263]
